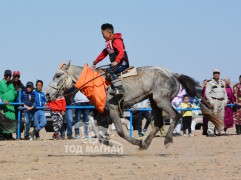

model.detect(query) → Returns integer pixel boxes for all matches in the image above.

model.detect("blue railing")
[0,90,238,139]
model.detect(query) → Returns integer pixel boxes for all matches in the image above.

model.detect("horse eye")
[56,75,60,78]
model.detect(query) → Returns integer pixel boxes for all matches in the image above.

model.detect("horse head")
[46,60,75,100]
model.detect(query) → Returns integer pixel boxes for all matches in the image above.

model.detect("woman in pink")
[223,78,234,134]
[233,75,241,135]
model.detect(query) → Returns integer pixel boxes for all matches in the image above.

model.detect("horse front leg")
[94,112,114,146]
[109,107,142,147]
[141,99,164,149]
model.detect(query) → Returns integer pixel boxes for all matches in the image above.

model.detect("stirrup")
[109,88,124,96]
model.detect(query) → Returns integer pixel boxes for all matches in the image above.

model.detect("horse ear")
[63,60,71,70]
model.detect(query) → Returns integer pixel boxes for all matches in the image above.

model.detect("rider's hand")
[92,64,96,70]
[92,61,97,70]
[4,101,9,105]
[111,61,118,67]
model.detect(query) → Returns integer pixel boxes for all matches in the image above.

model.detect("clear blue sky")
[1,1,240,89]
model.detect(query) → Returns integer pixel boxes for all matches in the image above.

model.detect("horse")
[46,61,222,149]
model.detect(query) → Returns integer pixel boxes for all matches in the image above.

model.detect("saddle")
[119,66,137,78]
[97,66,137,78]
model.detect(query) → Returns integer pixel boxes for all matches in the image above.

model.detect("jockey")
[92,23,129,97]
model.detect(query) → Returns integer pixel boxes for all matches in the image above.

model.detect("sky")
[0,0,241,89]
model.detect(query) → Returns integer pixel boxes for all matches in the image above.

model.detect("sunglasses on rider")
[14,75,20,78]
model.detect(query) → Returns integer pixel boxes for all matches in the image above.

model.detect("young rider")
[92,23,129,97]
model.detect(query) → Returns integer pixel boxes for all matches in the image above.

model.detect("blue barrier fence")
[0,90,238,139]
[128,103,238,137]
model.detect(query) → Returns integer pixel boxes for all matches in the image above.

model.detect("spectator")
[233,75,241,135]
[21,81,36,140]
[205,69,228,137]
[31,80,47,140]
[11,71,24,120]
[201,79,208,135]
[11,71,24,91]
[133,99,152,137]
[180,95,193,136]
[172,86,187,136]
[61,92,75,139]
[0,70,17,140]
[73,91,90,139]
[223,78,234,134]
[47,96,66,140]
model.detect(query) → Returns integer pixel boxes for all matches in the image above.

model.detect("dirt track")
[0,126,241,180]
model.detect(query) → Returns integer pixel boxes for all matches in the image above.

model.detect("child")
[31,80,47,140]
[21,81,36,140]
[47,96,66,140]
[180,95,193,136]
[92,23,129,97]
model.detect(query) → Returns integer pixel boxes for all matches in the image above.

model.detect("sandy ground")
[0,125,241,180]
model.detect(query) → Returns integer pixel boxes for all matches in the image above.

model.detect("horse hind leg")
[141,98,164,149]
[151,96,181,148]
[162,105,181,147]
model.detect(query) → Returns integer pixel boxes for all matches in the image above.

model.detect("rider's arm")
[112,39,125,63]
[93,49,109,65]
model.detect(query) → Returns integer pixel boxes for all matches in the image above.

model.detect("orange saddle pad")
[74,64,110,113]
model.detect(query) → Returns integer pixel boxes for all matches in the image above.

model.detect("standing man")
[73,91,90,139]
[61,92,75,140]
[205,69,228,136]
[0,70,17,140]
[133,99,152,137]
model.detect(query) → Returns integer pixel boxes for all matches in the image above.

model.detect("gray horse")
[46,61,221,149]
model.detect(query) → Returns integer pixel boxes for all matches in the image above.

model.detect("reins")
[63,63,122,97]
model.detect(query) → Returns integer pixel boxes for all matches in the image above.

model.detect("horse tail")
[176,74,198,98]
[0,111,17,133]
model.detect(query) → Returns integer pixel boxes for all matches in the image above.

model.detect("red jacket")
[94,33,125,64]
[47,96,66,112]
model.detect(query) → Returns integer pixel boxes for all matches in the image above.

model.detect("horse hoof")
[164,136,173,147]
[165,142,172,149]
[139,140,148,150]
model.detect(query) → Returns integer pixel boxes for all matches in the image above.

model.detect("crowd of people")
[0,69,95,141]
[201,69,241,137]
[0,68,241,141]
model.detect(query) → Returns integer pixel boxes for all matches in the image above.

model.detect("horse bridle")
[48,67,71,99]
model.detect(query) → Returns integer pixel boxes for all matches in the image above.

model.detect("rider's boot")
[109,78,125,96]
